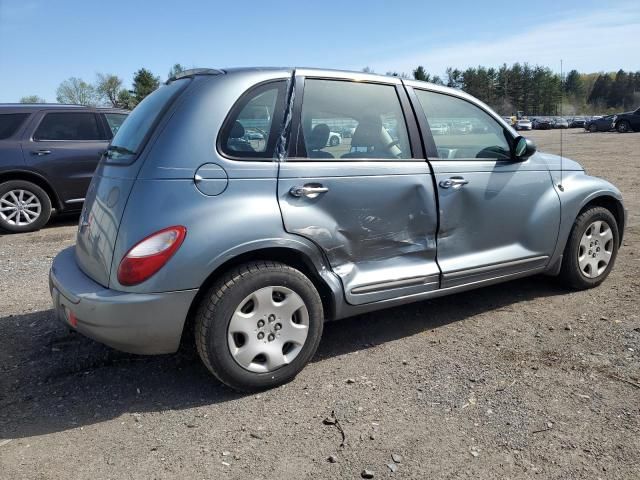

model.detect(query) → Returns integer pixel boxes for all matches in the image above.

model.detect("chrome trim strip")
[351,274,440,295]
[65,198,85,204]
[444,256,549,280]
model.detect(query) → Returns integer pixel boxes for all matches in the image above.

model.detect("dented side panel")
[278,161,440,305]
[431,157,561,287]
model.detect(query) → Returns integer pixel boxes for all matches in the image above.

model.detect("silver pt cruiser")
[50,67,626,391]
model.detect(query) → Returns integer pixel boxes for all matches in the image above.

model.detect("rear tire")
[559,207,619,290]
[0,180,52,233]
[195,261,324,392]
[617,121,630,133]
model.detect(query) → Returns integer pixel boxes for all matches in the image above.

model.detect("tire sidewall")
[0,180,52,233]
[563,208,619,288]
[201,266,323,391]
[617,121,629,133]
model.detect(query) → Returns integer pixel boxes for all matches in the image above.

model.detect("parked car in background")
[585,115,615,133]
[515,119,532,131]
[569,117,587,128]
[0,104,128,232]
[552,117,569,129]
[430,122,450,135]
[49,67,625,392]
[532,117,553,130]
[613,107,640,133]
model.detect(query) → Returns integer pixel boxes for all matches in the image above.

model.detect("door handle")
[439,177,469,189]
[32,150,51,156]
[289,184,329,198]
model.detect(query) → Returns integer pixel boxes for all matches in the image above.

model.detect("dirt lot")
[1,129,638,479]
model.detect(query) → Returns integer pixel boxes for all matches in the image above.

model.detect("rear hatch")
[75,78,194,287]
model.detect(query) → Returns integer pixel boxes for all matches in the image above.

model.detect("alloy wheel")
[0,189,42,226]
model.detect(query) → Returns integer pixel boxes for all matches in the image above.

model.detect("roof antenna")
[559,59,564,192]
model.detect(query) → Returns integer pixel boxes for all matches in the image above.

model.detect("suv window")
[220,81,285,158]
[0,113,30,140]
[33,112,102,141]
[298,80,411,160]
[104,113,127,137]
[415,90,511,160]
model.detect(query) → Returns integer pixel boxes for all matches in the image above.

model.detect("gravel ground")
[1,129,639,479]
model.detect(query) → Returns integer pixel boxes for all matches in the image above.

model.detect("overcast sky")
[1,0,638,102]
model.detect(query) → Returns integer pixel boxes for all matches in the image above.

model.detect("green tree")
[56,77,97,105]
[132,68,160,103]
[20,95,45,103]
[413,66,428,81]
[116,89,137,110]
[96,73,123,107]
[564,69,584,98]
[168,63,186,79]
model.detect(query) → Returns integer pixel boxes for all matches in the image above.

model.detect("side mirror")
[514,136,537,161]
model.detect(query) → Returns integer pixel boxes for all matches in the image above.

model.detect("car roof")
[0,104,129,114]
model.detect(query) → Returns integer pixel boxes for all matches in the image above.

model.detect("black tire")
[195,261,324,392]
[616,121,630,133]
[589,124,598,133]
[0,180,52,233]
[329,135,339,147]
[559,207,619,290]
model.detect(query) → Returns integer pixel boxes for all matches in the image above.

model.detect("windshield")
[106,78,190,162]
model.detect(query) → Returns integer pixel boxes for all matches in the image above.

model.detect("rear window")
[104,113,128,137]
[0,113,30,139]
[34,112,102,141]
[106,78,190,162]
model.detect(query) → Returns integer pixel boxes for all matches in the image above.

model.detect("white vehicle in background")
[430,122,450,135]
[327,131,342,146]
[516,119,532,131]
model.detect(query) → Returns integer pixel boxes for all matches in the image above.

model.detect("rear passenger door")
[25,111,108,205]
[278,75,440,305]
[408,86,561,288]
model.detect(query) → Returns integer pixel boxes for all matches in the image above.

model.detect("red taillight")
[117,226,187,286]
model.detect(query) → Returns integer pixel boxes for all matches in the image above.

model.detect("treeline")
[376,64,640,116]
[19,64,187,109]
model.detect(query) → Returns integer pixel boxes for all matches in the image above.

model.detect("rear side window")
[106,78,190,162]
[0,113,30,139]
[219,81,286,159]
[104,113,127,137]
[297,80,411,160]
[415,90,511,160]
[33,112,102,141]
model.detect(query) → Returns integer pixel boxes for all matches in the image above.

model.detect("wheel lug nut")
[257,319,265,327]
[257,332,264,340]
[268,314,276,323]
[274,323,282,331]
[268,333,275,342]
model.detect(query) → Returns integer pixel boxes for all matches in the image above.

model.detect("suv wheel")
[589,124,598,133]
[195,261,324,392]
[0,180,52,233]
[329,135,339,147]
[616,121,630,133]
[559,207,619,289]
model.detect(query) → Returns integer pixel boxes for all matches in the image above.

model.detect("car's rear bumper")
[49,246,198,355]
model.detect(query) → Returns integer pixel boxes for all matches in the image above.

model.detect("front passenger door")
[411,88,561,288]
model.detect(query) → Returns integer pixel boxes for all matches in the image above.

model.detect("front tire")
[0,180,52,233]
[195,261,324,392]
[589,124,598,133]
[559,207,619,290]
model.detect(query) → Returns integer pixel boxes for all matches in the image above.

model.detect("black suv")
[613,107,640,133]
[0,104,127,232]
